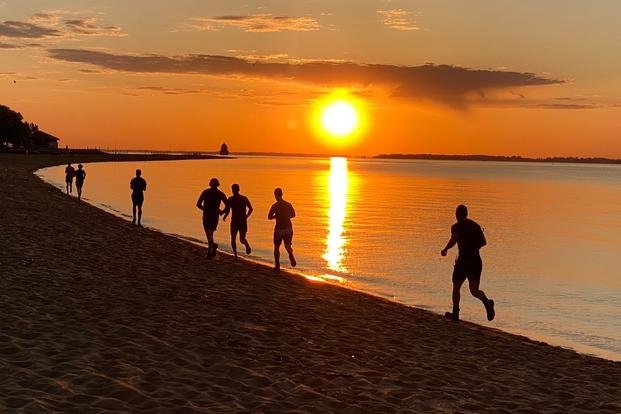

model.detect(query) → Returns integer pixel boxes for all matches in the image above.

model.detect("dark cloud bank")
[48,48,562,107]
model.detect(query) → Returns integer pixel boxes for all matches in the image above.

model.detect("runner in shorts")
[65,162,75,194]
[74,164,86,200]
[268,187,296,271]
[222,184,253,258]
[196,178,228,257]
[441,204,495,322]
[130,169,147,226]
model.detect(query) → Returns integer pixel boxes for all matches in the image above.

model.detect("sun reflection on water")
[323,157,349,272]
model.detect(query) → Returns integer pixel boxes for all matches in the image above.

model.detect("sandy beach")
[1,153,620,413]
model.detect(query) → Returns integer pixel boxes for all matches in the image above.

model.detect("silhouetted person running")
[74,164,86,200]
[441,204,495,322]
[65,162,75,194]
[222,184,253,258]
[196,178,227,258]
[268,187,296,271]
[130,169,147,226]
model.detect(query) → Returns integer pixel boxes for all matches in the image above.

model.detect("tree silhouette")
[0,105,30,149]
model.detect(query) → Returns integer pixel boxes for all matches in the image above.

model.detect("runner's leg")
[273,233,281,270]
[239,228,251,254]
[231,226,239,258]
[284,232,296,267]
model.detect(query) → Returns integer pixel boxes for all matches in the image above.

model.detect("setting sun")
[312,90,368,147]
[320,101,358,137]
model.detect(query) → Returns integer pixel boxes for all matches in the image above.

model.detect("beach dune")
[1,153,620,413]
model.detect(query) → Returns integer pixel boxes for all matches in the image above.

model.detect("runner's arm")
[219,193,227,215]
[222,198,231,220]
[196,192,204,211]
[246,199,253,218]
[441,230,457,256]
[268,205,275,220]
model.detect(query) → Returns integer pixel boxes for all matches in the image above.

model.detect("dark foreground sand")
[1,153,620,413]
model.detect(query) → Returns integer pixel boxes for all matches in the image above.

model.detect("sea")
[37,156,621,361]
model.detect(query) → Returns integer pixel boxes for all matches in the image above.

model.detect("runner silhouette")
[268,187,296,271]
[64,162,75,194]
[74,164,86,200]
[222,184,253,258]
[441,204,495,322]
[130,169,147,226]
[196,178,227,258]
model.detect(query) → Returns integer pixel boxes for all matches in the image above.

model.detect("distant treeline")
[374,153,621,165]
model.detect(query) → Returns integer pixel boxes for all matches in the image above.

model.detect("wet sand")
[1,153,620,413]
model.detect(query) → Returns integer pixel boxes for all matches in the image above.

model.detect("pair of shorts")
[452,255,482,284]
[230,221,248,234]
[273,227,293,245]
[131,194,144,207]
[75,180,84,189]
[203,214,219,231]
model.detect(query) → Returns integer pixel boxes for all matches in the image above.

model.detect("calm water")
[37,157,621,361]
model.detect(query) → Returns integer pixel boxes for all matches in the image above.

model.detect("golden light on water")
[311,89,368,147]
[323,157,349,272]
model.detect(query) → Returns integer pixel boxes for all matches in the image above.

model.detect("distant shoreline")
[6,148,621,165]
[105,150,621,165]
[374,153,621,165]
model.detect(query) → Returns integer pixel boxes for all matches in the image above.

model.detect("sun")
[311,90,368,146]
[320,100,359,138]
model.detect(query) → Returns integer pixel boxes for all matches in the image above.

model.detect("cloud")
[475,95,611,110]
[0,41,42,49]
[63,18,123,36]
[225,50,291,62]
[135,86,202,95]
[534,103,599,110]
[47,48,563,108]
[0,41,20,48]
[0,20,62,38]
[29,12,61,25]
[0,72,39,81]
[190,14,320,32]
[555,97,587,102]
[0,13,124,40]
[377,9,419,31]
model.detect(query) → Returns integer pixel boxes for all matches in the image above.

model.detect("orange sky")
[1,1,620,157]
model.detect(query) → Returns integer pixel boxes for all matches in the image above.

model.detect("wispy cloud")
[0,13,124,40]
[135,86,202,95]
[47,48,562,108]
[377,9,419,31]
[533,103,600,110]
[63,18,124,36]
[190,14,320,33]
[0,20,62,38]
[0,71,39,81]
[0,41,42,49]
[0,41,21,48]
[28,12,61,26]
